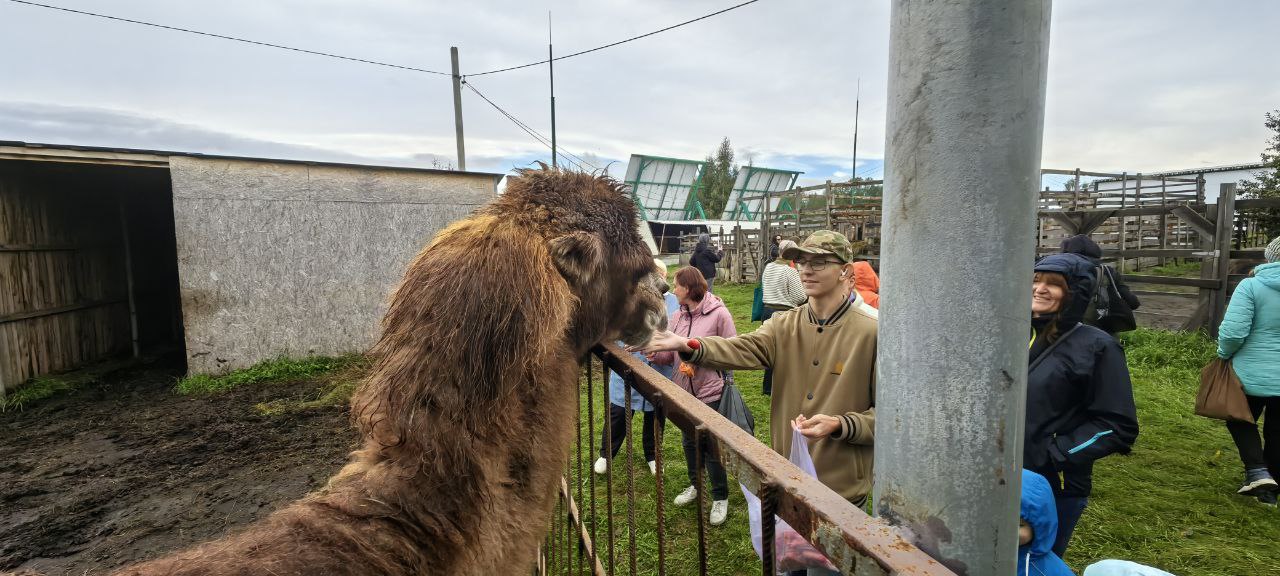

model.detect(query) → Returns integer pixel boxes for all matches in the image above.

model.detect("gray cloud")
[0,0,1275,183]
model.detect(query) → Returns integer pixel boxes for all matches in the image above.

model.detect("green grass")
[1,358,135,412]
[175,354,367,396]
[1141,261,1203,278]
[1,372,94,412]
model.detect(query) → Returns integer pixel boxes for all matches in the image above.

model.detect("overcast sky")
[1,0,1277,185]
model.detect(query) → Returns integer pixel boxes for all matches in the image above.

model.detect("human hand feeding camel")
[106,167,668,576]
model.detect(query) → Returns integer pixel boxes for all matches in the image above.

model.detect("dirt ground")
[1133,291,1200,330]
[0,359,359,575]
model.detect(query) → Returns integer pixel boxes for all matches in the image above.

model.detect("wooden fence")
[669,169,1277,333]
[0,163,134,397]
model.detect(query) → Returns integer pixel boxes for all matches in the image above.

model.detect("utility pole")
[450,46,466,171]
[875,1,1052,574]
[548,12,558,169]
[852,77,860,181]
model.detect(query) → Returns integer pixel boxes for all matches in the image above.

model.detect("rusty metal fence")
[537,342,953,576]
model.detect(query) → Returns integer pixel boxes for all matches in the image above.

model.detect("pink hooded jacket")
[652,293,737,403]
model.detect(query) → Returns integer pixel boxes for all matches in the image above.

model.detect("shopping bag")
[1195,358,1254,424]
[751,284,765,322]
[741,426,837,574]
[716,382,755,436]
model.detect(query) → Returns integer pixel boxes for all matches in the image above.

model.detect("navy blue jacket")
[689,235,723,280]
[1025,254,1139,496]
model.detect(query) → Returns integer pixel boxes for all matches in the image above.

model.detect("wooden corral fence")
[536,343,955,576]
[678,169,1276,333]
[1038,180,1277,332]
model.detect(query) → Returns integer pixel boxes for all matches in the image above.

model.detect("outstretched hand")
[627,330,691,355]
[793,414,840,439]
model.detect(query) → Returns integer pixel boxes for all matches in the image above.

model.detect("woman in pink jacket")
[652,266,738,525]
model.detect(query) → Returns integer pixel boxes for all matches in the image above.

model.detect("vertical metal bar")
[693,425,708,575]
[551,491,559,573]
[564,459,572,575]
[603,360,615,575]
[449,47,466,171]
[651,392,667,576]
[576,372,585,576]
[878,1,1051,573]
[759,483,779,576]
[624,374,637,576]
[586,361,599,570]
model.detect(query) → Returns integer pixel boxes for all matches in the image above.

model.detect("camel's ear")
[550,231,604,287]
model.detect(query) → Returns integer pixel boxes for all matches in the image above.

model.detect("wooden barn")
[0,142,502,397]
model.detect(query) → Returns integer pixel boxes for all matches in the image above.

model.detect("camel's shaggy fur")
[112,168,668,575]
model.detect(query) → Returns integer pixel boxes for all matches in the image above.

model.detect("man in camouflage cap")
[779,229,864,264]
[642,229,879,513]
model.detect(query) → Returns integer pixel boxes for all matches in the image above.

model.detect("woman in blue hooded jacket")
[1026,254,1139,558]
[1218,235,1280,504]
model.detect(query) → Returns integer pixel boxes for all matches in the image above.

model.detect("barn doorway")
[0,159,185,393]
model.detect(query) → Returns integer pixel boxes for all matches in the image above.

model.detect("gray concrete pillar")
[874,1,1052,574]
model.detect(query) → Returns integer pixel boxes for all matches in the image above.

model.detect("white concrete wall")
[169,156,497,375]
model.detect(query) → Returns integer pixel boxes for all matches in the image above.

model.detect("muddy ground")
[1133,291,1199,330]
[0,360,359,575]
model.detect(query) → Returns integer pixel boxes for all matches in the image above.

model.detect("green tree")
[698,137,738,218]
[1240,110,1280,238]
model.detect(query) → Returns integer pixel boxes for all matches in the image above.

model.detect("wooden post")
[1118,173,1128,273]
[1134,174,1144,270]
[1159,177,1168,266]
[1185,201,1218,332]
[824,180,833,230]
[1212,183,1238,334]
[793,186,802,237]
[119,200,140,359]
[1072,168,1081,210]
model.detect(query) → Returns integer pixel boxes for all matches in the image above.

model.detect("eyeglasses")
[793,258,841,271]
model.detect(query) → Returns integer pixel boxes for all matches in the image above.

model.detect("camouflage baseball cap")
[780,230,865,264]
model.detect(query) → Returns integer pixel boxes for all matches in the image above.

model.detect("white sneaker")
[648,460,657,475]
[710,500,729,525]
[674,486,698,506]
[593,457,608,475]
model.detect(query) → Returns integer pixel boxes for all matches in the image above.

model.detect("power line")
[463,80,599,171]
[5,0,451,76]
[463,81,597,172]
[467,0,762,77]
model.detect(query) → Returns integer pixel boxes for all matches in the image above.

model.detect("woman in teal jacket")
[1218,236,1280,505]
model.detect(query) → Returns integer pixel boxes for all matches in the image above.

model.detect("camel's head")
[496,167,668,350]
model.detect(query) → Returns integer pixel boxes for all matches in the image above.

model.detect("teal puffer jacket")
[1218,262,1280,397]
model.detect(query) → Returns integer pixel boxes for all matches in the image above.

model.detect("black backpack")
[1084,265,1137,334]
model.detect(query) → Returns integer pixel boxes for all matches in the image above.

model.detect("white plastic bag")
[742,426,838,574]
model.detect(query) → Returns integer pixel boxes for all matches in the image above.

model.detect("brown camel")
[112,168,669,575]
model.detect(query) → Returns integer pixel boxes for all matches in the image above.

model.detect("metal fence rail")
[538,342,953,576]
